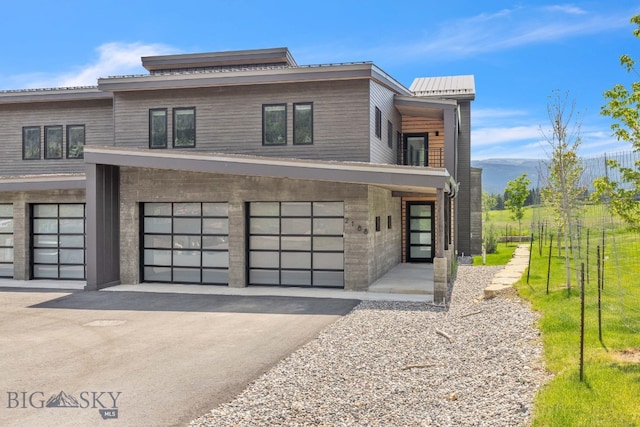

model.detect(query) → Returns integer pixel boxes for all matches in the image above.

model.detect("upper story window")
[387,121,393,148]
[375,107,382,139]
[263,104,286,145]
[67,125,85,159]
[22,126,41,160]
[293,103,313,145]
[173,107,196,148]
[45,126,63,159]
[149,109,168,148]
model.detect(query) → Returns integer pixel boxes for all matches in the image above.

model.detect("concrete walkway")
[0,263,436,303]
[483,244,530,299]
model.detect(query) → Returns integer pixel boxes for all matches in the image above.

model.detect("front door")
[406,202,434,262]
[403,133,428,166]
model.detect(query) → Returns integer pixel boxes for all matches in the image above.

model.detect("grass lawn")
[515,222,640,426]
[472,242,518,266]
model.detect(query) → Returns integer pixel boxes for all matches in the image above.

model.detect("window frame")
[66,124,85,159]
[22,126,41,160]
[387,120,393,148]
[375,107,382,139]
[44,125,63,159]
[293,102,313,145]
[262,103,287,146]
[172,107,196,148]
[149,108,168,149]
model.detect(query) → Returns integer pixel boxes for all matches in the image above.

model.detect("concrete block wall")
[118,167,386,291]
[0,189,86,280]
[367,186,401,284]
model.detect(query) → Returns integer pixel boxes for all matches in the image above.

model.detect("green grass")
[472,242,518,266]
[515,223,640,426]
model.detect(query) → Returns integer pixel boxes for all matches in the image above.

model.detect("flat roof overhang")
[98,64,411,96]
[394,96,457,119]
[0,88,112,105]
[0,175,86,192]
[84,147,453,194]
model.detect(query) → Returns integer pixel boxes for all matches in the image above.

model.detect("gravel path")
[191,266,550,426]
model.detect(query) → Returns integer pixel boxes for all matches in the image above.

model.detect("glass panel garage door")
[249,202,344,288]
[0,204,13,278]
[142,202,229,284]
[32,203,86,279]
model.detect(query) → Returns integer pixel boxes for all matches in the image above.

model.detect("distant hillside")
[471,158,542,194]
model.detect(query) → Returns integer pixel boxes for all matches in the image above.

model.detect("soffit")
[84,147,452,194]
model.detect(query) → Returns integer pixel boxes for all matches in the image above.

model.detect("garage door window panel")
[142,202,229,285]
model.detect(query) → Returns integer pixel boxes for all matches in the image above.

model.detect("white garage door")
[248,202,344,288]
[142,202,229,284]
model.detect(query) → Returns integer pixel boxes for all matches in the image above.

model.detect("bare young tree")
[540,90,585,293]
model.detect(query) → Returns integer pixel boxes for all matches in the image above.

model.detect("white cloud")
[544,4,588,15]
[14,42,177,89]
[390,5,630,60]
[472,125,542,146]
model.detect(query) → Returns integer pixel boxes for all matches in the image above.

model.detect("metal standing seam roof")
[410,75,475,99]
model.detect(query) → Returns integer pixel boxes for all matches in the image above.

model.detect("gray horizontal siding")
[369,80,400,165]
[0,99,113,176]
[113,80,371,162]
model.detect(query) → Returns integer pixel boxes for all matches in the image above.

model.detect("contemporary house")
[0,47,479,302]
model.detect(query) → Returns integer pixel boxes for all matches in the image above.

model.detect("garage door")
[142,202,229,284]
[31,203,85,279]
[0,204,13,278]
[248,202,344,287]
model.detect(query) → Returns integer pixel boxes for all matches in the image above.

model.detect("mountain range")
[471,158,542,194]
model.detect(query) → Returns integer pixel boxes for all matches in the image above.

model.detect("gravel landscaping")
[191,265,550,426]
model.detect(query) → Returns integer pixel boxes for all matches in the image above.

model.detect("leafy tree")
[494,193,505,210]
[540,90,584,292]
[504,173,531,236]
[595,14,640,227]
[482,191,497,220]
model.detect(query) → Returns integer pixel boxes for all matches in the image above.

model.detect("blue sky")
[1,1,638,160]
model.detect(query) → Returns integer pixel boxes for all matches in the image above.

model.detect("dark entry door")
[403,133,428,166]
[406,202,434,262]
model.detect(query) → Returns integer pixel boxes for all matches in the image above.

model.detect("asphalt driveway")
[0,288,359,427]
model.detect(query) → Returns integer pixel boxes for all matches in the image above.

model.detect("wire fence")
[531,149,640,336]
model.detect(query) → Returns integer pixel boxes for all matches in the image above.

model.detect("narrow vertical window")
[263,104,287,145]
[22,126,41,160]
[44,126,63,159]
[387,215,392,229]
[387,121,393,148]
[375,107,382,139]
[173,107,196,148]
[375,216,381,232]
[66,125,85,159]
[293,103,313,145]
[149,109,167,148]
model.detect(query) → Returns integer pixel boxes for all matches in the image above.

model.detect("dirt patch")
[612,348,640,364]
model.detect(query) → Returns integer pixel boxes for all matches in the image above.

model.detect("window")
[44,126,63,159]
[149,109,167,148]
[66,125,85,159]
[22,126,41,160]
[263,104,286,145]
[173,107,195,148]
[388,215,392,229]
[375,216,381,232]
[375,107,382,139]
[387,121,393,148]
[396,131,401,152]
[293,103,313,145]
